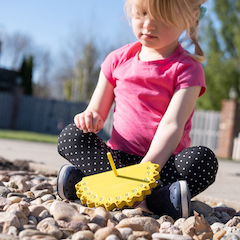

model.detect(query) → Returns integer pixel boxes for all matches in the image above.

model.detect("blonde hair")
[125,0,207,63]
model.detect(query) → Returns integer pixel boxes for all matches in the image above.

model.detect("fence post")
[10,93,21,130]
[216,99,239,159]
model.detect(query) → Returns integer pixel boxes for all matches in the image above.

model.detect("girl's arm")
[141,86,201,169]
[74,70,114,133]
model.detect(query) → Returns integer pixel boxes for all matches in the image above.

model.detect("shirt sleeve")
[174,59,206,97]
[101,42,138,87]
[101,50,118,87]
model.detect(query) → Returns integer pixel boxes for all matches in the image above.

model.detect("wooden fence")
[233,134,240,161]
[0,92,220,152]
[190,110,221,152]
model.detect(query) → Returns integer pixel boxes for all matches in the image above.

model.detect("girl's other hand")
[74,110,104,134]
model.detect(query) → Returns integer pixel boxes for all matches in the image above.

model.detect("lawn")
[0,129,58,144]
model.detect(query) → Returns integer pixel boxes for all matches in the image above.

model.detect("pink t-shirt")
[101,42,206,156]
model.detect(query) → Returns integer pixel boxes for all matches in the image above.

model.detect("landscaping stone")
[0,156,240,239]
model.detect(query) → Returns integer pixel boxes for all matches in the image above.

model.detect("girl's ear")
[192,9,200,25]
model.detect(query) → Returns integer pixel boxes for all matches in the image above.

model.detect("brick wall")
[217,99,239,159]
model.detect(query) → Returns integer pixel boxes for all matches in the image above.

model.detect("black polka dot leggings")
[58,123,218,197]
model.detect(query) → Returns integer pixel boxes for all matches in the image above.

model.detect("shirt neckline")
[134,42,183,64]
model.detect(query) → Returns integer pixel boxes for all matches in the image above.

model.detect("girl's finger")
[84,111,94,132]
[74,114,81,130]
[79,113,88,133]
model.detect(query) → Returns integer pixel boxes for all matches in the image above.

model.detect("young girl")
[57,0,218,219]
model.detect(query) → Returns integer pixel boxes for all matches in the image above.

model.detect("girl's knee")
[174,146,218,194]
[57,123,82,156]
[58,123,78,141]
[193,146,218,171]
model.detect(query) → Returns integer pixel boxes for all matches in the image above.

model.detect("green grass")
[0,130,58,144]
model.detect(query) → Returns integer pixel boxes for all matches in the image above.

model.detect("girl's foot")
[146,180,191,219]
[57,165,85,200]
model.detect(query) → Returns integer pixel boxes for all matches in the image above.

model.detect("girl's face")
[131,1,184,58]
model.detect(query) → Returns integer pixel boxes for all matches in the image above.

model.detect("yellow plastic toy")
[75,152,160,211]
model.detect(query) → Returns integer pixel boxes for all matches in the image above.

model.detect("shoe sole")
[57,165,70,200]
[179,180,189,218]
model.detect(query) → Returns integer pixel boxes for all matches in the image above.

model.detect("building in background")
[0,68,23,94]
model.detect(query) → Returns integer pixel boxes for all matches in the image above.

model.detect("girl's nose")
[143,17,156,31]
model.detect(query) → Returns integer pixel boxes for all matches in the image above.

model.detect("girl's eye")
[143,11,148,16]
[132,11,140,18]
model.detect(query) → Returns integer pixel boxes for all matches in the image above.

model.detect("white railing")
[233,133,240,161]
[190,110,221,151]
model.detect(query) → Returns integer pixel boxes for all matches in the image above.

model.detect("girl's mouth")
[142,34,157,39]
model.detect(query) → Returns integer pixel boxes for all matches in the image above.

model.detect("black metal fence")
[0,92,112,140]
[0,92,220,151]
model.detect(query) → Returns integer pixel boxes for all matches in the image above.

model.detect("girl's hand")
[74,110,104,134]
[74,70,114,134]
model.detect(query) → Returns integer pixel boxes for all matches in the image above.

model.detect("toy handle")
[107,152,118,177]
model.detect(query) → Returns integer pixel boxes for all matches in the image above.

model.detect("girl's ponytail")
[188,12,206,63]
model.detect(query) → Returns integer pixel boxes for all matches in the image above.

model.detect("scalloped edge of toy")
[75,163,160,211]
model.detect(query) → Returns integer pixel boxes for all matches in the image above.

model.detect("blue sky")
[0,0,135,60]
[0,0,213,70]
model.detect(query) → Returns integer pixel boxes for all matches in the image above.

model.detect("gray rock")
[214,207,236,217]
[29,205,48,218]
[227,217,240,227]
[12,209,29,227]
[158,215,175,225]
[152,233,192,240]
[33,189,52,198]
[22,224,37,230]
[227,227,240,237]
[7,192,27,198]
[117,217,160,235]
[0,197,12,209]
[28,215,38,225]
[50,201,87,223]
[122,208,142,218]
[72,230,94,240]
[0,186,11,198]
[37,217,63,239]
[221,211,233,223]
[37,209,52,222]
[2,163,240,240]
[105,235,121,240]
[87,223,101,233]
[18,229,49,238]
[174,218,186,231]
[221,233,240,240]
[41,193,55,202]
[191,200,214,217]
[0,233,19,240]
[5,201,30,217]
[0,212,21,233]
[160,221,181,235]
[117,227,133,239]
[94,227,122,240]
[31,235,58,240]
[211,222,227,234]
[213,211,222,218]
[205,215,221,225]
[113,212,128,222]
[7,225,18,236]
[65,221,90,232]
[31,182,54,193]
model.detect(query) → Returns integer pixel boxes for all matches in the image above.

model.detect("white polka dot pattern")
[58,124,218,198]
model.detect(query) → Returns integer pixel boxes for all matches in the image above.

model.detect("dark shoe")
[146,180,191,219]
[57,165,84,200]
